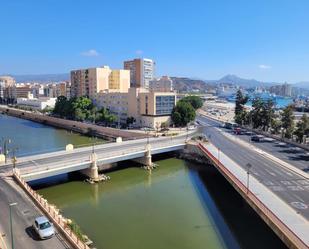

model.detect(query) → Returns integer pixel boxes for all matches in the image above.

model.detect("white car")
[33,216,55,239]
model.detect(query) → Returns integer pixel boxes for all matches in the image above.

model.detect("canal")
[0,114,288,249]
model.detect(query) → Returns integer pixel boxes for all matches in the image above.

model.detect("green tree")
[281,105,295,139]
[250,98,264,128]
[53,96,69,117]
[172,101,196,127]
[179,96,203,110]
[126,116,136,126]
[235,90,248,125]
[74,108,86,121]
[261,99,275,131]
[294,114,309,143]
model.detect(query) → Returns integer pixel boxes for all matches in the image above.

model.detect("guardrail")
[13,170,91,249]
[197,143,308,249]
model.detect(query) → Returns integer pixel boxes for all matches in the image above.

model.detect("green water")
[1,114,288,249]
[36,159,287,249]
[0,114,104,156]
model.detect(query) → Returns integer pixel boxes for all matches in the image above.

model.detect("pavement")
[0,176,70,249]
[196,115,309,220]
[202,142,309,247]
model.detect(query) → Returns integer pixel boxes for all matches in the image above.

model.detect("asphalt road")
[0,177,70,249]
[196,115,309,220]
[0,134,188,175]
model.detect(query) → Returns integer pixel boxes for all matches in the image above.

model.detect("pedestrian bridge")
[10,135,187,182]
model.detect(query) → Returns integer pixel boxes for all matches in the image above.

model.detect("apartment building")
[0,76,16,103]
[149,76,174,92]
[124,58,155,89]
[70,66,130,99]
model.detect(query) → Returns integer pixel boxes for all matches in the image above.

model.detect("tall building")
[70,66,130,99]
[124,58,155,89]
[269,82,292,97]
[149,76,173,92]
[0,76,16,103]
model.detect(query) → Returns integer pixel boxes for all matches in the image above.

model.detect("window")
[156,95,175,115]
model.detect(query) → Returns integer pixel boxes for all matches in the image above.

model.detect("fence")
[13,169,91,249]
[197,143,308,249]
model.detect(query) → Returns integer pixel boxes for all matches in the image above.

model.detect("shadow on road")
[25,226,41,241]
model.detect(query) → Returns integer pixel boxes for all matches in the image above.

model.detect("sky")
[1,0,309,83]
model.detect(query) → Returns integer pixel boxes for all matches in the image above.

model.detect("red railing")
[198,143,308,249]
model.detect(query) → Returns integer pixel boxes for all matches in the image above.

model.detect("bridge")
[2,134,188,182]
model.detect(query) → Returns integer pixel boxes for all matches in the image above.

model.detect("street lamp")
[246,163,252,194]
[1,138,11,164]
[9,202,17,249]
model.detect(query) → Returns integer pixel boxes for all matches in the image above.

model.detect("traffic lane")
[197,115,309,171]
[201,125,309,219]
[5,136,187,170]
[10,138,187,173]
[226,131,309,171]
[0,177,69,249]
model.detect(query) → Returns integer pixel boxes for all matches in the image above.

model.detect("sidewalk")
[0,228,8,249]
[200,142,309,248]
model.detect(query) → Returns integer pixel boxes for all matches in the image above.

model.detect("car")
[33,216,55,239]
[251,135,264,142]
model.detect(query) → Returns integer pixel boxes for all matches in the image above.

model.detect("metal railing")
[198,143,308,249]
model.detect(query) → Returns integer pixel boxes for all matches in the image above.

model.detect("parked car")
[33,216,55,239]
[251,135,265,142]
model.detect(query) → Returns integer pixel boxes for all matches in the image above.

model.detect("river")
[0,114,288,249]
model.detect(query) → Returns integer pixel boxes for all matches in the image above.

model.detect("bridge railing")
[198,142,308,249]
[18,141,186,176]
[13,169,92,249]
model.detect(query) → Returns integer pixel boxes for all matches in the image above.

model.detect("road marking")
[287,186,305,191]
[280,180,293,186]
[290,202,308,210]
[269,186,285,191]
[262,180,275,186]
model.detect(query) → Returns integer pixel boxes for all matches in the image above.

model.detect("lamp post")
[1,138,11,164]
[9,202,17,249]
[246,163,252,194]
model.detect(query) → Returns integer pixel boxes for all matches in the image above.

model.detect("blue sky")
[1,0,309,83]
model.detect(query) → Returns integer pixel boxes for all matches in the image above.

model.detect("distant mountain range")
[12,73,69,83]
[4,73,309,90]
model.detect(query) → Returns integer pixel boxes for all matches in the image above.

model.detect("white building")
[16,96,56,110]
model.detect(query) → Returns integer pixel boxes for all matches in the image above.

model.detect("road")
[0,133,188,177]
[0,177,70,249]
[196,115,309,220]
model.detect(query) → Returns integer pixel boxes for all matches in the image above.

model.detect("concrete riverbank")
[0,105,147,141]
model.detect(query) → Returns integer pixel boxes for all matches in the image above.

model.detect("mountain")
[12,73,69,83]
[171,77,214,93]
[213,74,278,88]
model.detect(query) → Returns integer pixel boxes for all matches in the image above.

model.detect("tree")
[235,90,248,125]
[53,96,69,117]
[171,101,196,127]
[250,98,264,128]
[281,105,295,139]
[74,108,86,121]
[294,114,309,143]
[126,116,136,127]
[261,99,275,131]
[179,96,203,110]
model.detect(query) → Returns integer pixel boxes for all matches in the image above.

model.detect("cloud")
[81,49,99,57]
[135,50,143,55]
[258,64,271,70]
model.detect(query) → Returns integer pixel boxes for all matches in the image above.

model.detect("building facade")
[149,76,173,92]
[269,83,292,97]
[124,58,155,89]
[70,66,130,99]
[0,76,16,103]
[16,96,56,110]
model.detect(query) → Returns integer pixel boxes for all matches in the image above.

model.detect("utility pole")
[1,138,11,164]
[9,202,17,249]
[246,163,252,194]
